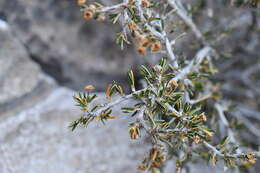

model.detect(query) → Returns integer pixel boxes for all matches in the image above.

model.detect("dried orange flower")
[140,38,150,47]
[152,161,161,168]
[77,0,86,6]
[84,11,93,20]
[169,80,178,88]
[84,85,95,92]
[246,153,257,164]
[128,22,137,31]
[129,124,140,139]
[137,165,146,171]
[201,112,207,122]
[141,0,150,7]
[151,41,161,52]
[137,46,146,55]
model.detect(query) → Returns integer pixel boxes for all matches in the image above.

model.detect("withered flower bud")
[152,161,161,168]
[129,124,140,139]
[246,153,257,164]
[201,112,207,122]
[140,38,150,47]
[137,46,146,55]
[169,80,178,88]
[151,41,161,52]
[141,0,150,7]
[128,22,137,31]
[137,165,146,171]
[84,11,93,20]
[77,0,86,6]
[84,85,95,92]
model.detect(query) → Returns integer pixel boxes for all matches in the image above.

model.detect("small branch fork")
[88,88,145,117]
[98,2,128,13]
[167,0,206,44]
[99,0,179,67]
[202,141,246,158]
[215,103,242,153]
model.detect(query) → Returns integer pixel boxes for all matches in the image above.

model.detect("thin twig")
[99,2,128,13]
[167,0,206,43]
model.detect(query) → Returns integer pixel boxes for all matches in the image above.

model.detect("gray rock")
[0,27,55,106]
[0,0,138,90]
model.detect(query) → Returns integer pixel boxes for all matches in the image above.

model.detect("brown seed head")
[84,85,95,92]
[84,11,93,20]
[128,22,137,31]
[169,80,178,88]
[140,38,150,47]
[201,112,207,122]
[137,46,146,55]
[151,41,161,52]
[152,161,161,168]
[141,0,150,7]
[129,125,139,139]
[137,165,146,171]
[246,153,257,164]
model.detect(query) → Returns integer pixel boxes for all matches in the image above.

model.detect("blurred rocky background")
[0,0,259,173]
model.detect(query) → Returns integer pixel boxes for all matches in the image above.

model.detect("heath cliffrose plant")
[70,0,259,173]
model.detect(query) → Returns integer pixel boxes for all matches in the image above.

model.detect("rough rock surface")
[0,24,55,107]
[0,88,149,173]
[0,0,137,90]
